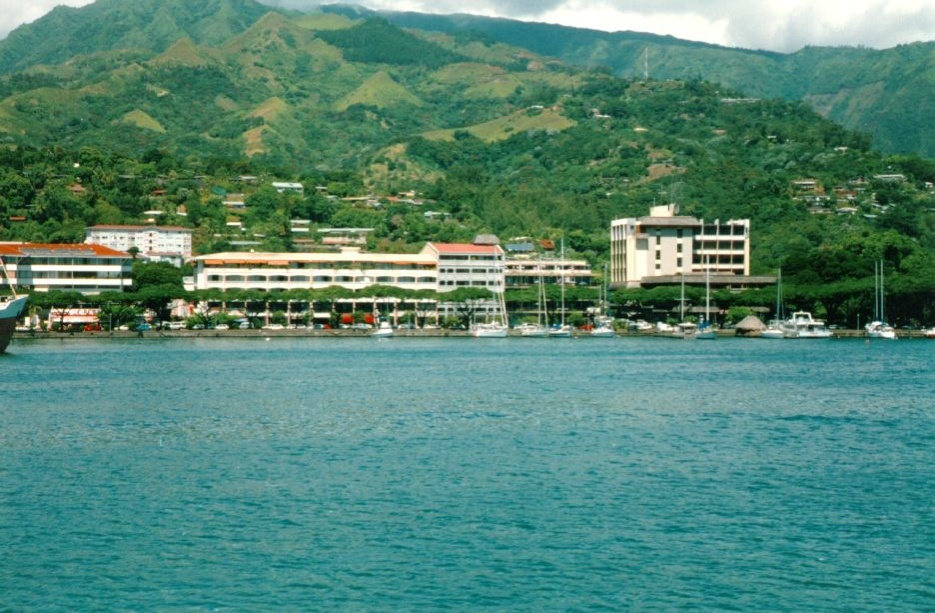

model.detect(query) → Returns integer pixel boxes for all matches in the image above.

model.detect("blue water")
[2,336,933,611]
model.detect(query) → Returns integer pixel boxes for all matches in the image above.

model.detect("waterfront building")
[420,242,505,320]
[0,242,133,294]
[504,256,594,288]
[190,247,437,293]
[192,242,509,322]
[610,204,766,289]
[86,224,193,266]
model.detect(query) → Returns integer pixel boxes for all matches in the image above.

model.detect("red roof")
[0,242,132,258]
[425,242,503,255]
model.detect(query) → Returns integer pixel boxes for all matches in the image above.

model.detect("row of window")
[17,258,129,266]
[14,272,128,280]
[210,263,433,271]
[205,275,435,284]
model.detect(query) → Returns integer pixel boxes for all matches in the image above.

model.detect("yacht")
[517,261,549,337]
[590,264,615,337]
[371,321,394,338]
[549,239,572,338]
[865,260,896,339]
[781,312,833,339]
[1,256,27,354]
[761,267,786,339]
[472,272,509,338]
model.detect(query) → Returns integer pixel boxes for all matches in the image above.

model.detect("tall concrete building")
[610,204,761,289]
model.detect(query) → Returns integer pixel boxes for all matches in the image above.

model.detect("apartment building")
[86,225,193,266]
[610,204,758,289]
[0,242,133,294]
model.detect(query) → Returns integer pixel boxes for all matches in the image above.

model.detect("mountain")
[321,5,935,158]
[0,0,933,300]
[0,0,278,73]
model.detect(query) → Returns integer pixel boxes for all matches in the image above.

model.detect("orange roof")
[425,242,503,255]
[0,242,132,258]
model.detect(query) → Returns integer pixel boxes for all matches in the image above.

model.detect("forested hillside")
[0,0,933,324]
[332,5,935,158]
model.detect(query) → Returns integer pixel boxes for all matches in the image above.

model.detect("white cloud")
[1,0,932,53]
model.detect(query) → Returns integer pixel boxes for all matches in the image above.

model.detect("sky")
[2,0,933,53]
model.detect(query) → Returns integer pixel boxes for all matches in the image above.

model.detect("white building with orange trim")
[190,247,438,293]
[0,243,133,294]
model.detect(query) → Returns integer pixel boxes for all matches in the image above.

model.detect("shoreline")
[12,328,932,341]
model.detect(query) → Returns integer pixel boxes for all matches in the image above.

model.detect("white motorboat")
[781,311,832,338]
[371,321,394,338]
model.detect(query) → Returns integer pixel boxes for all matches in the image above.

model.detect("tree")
[132,261,184,292]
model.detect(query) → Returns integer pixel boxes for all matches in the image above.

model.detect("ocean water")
[1,336,932,611]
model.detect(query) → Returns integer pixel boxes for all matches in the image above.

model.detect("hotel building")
[0,243,133,294]
[610,204,766,289]
[191,247,438,293]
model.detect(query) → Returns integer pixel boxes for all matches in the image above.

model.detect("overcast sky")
[3,1,933,53]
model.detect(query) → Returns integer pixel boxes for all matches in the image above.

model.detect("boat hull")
[472,322,508,338]
[0,296,28,354]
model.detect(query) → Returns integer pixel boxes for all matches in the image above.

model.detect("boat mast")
[879,260,885,323]
[704,256,710,326]
[0,256,18,299]
[559,238,566,326]
[679,272,685,322]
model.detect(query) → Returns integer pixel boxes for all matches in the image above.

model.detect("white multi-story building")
[504,256,594,288]
[420,242,505,319]
[0,242,133,294]
[190,247,438,293]
[86,225,193,266]
[191,242,508,321]
[420,242,505,292]
[610,204,756,288]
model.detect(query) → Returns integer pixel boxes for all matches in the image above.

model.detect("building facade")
[504,257,594,288]
[0,243,133,294]
[191,242,510,321]
[420,243,505,292]
[190,247,438,293]
[610,204,755,288]
[86,225,193,266]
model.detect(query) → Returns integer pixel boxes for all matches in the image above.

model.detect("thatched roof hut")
[735,315,766,337]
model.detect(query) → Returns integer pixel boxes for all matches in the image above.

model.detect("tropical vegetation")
[0,1,933,327]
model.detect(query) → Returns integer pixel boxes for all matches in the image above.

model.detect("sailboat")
[548,239,572,337]
[472,269,509,338]
[657,272,696,339]
[1,255,28,354]
[761,267,786,339]
[516,260,549,337]
[865,260,896,339]
[696,258,716,339]
[591,263,615,337]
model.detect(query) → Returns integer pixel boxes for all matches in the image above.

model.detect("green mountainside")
[0,0,933,324]
[332,5,935,158]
